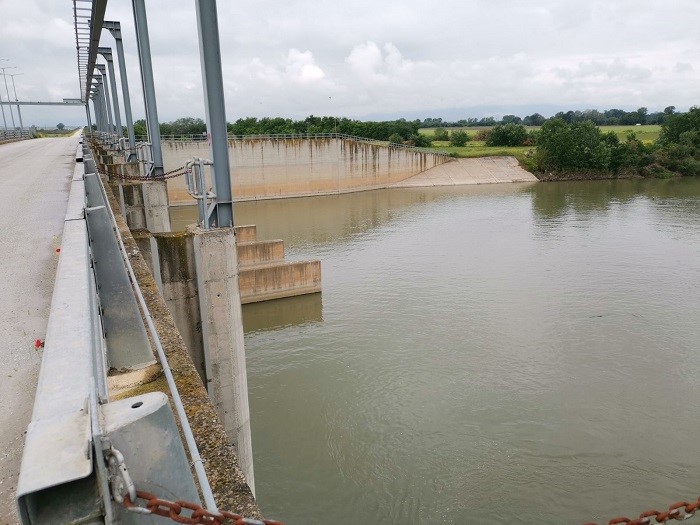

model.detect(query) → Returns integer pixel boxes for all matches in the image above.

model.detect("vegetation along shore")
[125,106,700,182]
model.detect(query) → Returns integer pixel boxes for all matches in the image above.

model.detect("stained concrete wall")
[161,137,450,204]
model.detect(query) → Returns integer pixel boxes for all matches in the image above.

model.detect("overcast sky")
[0,0,698,126]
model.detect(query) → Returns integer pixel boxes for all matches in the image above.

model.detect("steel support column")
[86,103,92,132]
[105,22,137,161]
[96,65,114,136]
[97,82,109,134]
[98,48,123,141]
[131,0,164,176]
[194,0,233,227]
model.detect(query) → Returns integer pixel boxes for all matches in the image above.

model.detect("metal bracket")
[184,157,217,229]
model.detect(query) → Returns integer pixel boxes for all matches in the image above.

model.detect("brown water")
[171,179,700,524]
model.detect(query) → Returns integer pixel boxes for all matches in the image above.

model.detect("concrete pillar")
[154,231,205,380]
[142,181,171,233]
[192,225,254,494]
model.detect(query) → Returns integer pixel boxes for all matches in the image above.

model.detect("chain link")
[123,490,283,525]
[97,164,190,181]
[584,496,700,524]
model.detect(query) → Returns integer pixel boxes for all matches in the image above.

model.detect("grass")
[427,140,536,169]
[419,125,661,166]
[419,124,661,144]
[597,125,660,143]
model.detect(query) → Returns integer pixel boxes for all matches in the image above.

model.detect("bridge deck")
[0,135,79,524]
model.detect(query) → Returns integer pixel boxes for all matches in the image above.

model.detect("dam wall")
[161,136,451,205]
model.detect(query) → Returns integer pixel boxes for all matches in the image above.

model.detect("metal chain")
[584,496,700,524]
[123,490,283,525]
[97,164,190,181]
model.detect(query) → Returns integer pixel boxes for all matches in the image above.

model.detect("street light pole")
[8,73,23,130]
[0,65,17,129]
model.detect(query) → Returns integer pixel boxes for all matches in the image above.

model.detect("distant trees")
[523,113,546,126]
[57,123,65,130]
[227,115,423,143]
[534,108,700,177]
[418,107,681,129]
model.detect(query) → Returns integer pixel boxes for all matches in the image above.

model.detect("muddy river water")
[171,178,700,524]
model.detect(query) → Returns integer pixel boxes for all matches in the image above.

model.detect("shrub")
[449,130,470,147]
[473,129,492,142]
[486,123,528,146]
[388,133,404,144]
[432,128,449,141]
[411,134,432,147]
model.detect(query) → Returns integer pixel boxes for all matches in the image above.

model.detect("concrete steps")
[234,225,322,304]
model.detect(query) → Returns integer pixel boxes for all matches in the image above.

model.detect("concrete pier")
[193,226,255,494]
[0,137,78,524]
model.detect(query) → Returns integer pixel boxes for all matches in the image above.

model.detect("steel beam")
[97,48,123,141]
[84,0,108,102]
[104,22,137,161]
[86,103,92,132]
[131,0,164,176]
[96,65,114,135]
[194,0,233,227]
[0,101,85,106]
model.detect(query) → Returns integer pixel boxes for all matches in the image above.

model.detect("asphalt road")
[0,135,78,525]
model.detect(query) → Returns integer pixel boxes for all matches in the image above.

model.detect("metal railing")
[0,128,32,141]
[134,132,450,157]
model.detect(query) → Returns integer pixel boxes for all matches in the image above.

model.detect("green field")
[420,125,661,162]
[426,141,534,169]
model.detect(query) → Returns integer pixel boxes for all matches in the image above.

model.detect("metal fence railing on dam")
[138,132,451,157]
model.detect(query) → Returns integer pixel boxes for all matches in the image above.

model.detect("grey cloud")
[1,0,699,126]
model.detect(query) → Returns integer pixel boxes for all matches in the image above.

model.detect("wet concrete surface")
[0,137,78,524]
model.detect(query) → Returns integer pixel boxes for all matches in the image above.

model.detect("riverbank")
[534,170,643,182]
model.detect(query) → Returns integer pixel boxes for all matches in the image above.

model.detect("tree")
[388,133,404,144]
[57,123,65,130]
[449,130,469,147]
[486,123,528,146]
[500,114,522,125]
[523,113,546,126]
[659,106,700,144]
[433,128,449,141]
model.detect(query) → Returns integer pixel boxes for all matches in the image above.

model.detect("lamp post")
[0,64,17,129]
[0,59,8,131]
[8,72,23,130]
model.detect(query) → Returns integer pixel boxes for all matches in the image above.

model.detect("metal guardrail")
[0,129,32,141]
[16,140,211,523]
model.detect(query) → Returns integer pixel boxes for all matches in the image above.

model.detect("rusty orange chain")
[123,490,283,525]
[97,164,190,181]
[584,495,700,524]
